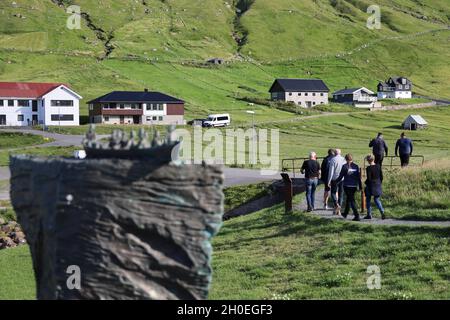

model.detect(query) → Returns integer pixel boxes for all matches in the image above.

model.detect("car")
[203,114,231,127]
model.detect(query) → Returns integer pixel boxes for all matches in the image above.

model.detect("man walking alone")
[395,132,413,167]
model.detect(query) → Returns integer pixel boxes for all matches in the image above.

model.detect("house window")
[152,116,157,121]
[298,93,301,96]
[18,100,29,107]
[320,102,324,104]
[313,93,316,96]
[51,114,74,121]
[288,93,292,96]
[158,104,163,111]
[146,116,152,121]
[305,93,308,96]
[320,93,324,96]
[120,104,125,109]
[158,116,163,121]
[313,102,316,105]
[17,115,24,121]
[405,85,409,89]
[8,100,14,107]
[152,104,159,111]
[51,100,74,107]
[0,100,3,107]
[89,105,93,111]
[104,116,109,122]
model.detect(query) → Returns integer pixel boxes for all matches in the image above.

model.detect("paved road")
[223,168,280,187]
[299,187,450,227]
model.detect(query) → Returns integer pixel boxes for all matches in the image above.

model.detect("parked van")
[203,114,231,127]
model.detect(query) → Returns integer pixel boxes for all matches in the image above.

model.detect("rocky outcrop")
[0,220,26,249]
[10,155,224,300]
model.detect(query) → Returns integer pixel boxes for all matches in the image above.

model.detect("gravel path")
[298,185,450,227]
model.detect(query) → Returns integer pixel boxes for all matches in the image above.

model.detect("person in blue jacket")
[337,154,363,221]
[395,132,413,167]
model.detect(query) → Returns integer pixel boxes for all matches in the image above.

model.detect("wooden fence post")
[280,173,293,214]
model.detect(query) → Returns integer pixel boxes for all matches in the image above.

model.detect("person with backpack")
[320,149,335,210]
[369,132,388,166]
[337,154,363,221]
[364,154,386,220]
[395,132,413,167]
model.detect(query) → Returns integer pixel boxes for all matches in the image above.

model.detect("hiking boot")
[352,215,361,221]
[381,212,386,220]
[306,207,313,213]
[363,215,372,220]
[342,212,348,219]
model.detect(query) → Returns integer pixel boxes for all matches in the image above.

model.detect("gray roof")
[405,115,428,125]
[379,76,412,88]
[269,79,329,92]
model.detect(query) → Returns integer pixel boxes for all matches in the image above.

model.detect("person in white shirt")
[327,148,346,215]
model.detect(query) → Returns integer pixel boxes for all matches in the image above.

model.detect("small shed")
[402,115,428,130]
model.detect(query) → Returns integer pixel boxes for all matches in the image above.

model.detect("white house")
[332,87,380,108]
[377,77,412,99]
[0,82,82,126]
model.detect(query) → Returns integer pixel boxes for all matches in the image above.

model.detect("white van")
[203,114,231,127]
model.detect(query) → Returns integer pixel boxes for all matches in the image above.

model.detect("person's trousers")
[374,153,384,166]
[343,186,358,215]
[366,194,384,216]
[400,154,410,167]
[330,180,344,207]
[305,178,319,210]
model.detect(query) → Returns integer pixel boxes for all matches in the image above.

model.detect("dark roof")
[87,91,184,104]
[333,87,374,95]
[379,76,412,88]
[269,79,329,93]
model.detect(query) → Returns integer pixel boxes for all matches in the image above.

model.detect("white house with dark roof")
[0,82,81,126]
[332,87,379,108]
[269,79,329,107]
[377,76,412,99]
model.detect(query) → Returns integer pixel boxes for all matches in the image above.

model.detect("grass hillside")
[0,0,449,122]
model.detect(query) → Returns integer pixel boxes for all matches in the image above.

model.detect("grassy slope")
[0,0,449,122]
[210,204,450,299]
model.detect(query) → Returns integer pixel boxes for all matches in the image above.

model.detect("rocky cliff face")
[10,155,224,300]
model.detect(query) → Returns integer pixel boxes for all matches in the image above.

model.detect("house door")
[411,123,417,130]
[306,101,312,108]
[0,115,5,125]
[133,115,140,124]
[32,115,38,125]
[120,115,125,124]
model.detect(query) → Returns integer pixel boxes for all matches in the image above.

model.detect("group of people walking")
[300,132,414,221]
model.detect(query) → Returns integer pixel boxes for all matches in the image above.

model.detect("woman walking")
[337,154,362,221]
[364,154,385,220]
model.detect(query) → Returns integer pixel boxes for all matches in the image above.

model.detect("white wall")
[378,91,412,99]
[42,86,80,126]
[0,98,38,126]
[142,103,167,124]
[284,92,329,107]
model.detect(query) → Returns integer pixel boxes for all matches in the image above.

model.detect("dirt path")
[298,186,450,227]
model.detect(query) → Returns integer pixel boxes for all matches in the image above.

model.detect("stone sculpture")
[9,126,224,300]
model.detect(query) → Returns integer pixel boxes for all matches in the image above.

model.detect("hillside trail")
[299,186,450,227]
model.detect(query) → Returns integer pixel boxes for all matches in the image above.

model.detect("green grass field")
[0,132,49,149]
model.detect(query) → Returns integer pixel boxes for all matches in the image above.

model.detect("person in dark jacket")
[320,148,335,210]
[301,151,321,212]
[369,133,388,166]
[395,132,413,167]
[364,154,385,220]
[337,154,363,221]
